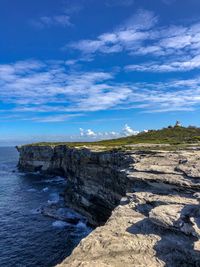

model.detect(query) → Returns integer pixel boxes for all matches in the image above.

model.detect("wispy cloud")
[1,59,200,122]
[125,54,200,72]
[31,15,72,28]
[69,9,200,72]
[30,0,84,29]
[30,114,82,123]
[69,9,157,54]
[63,1,83,14]
[0,60,130,121]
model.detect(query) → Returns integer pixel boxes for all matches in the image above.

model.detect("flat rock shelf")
[17,145,200,267]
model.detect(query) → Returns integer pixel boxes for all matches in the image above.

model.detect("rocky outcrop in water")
[17,146,200,266]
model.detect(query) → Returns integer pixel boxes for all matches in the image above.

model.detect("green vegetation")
[97,125,200,146]
[25,126,200,150]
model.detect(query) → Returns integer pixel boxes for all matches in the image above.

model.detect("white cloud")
[123,9,158,31]
[125,54,200,72]
[122,124,139,136]
[78,124,139,140]
[30,0,83,29]
[80,128,84,136]
[70,10,157,54]
[85,129,96,137]
[80,128,96,137]
[69,9,200,72]
[1,59,200,122]
[65,59,78,65]
[1,124,140,146]
[31,15,72,28]
[30,114,82,123]
[0,61,131,121]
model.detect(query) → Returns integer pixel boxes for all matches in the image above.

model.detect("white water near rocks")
[0,147,92,267]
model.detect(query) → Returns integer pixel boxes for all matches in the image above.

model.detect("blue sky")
[1,0,200,145]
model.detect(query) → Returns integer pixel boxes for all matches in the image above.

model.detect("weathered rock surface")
[57,192,200,267]
[17,145,131,225]
[17,146,200,266]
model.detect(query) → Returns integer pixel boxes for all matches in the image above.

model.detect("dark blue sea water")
[0,147,91,267]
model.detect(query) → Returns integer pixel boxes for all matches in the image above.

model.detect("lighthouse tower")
[175,121,181,127]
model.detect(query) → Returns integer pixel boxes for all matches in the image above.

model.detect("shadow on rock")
[126,213,200,266]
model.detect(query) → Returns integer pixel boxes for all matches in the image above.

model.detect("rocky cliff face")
[17,145,132,225]
[17,146,200,266]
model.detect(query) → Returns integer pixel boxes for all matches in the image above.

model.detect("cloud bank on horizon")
[0,0,200,142]
[0,124,139,146]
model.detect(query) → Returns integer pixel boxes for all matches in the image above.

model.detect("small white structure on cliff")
[175,121,182,127]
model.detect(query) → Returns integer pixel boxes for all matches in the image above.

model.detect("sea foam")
[52,220,69,228]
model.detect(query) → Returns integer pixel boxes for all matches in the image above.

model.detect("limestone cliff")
[17,145,132,225]
[17,145,200,266]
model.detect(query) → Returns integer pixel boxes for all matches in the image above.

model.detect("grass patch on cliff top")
[25,126,200,150]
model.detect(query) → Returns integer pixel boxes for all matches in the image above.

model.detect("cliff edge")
[17,145,132,225]
[17,145,200,266]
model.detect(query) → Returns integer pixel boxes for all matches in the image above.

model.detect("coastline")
[17,145,200,266]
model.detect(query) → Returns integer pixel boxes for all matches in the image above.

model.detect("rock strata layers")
[17,145,131,225]
[17,146,200,266]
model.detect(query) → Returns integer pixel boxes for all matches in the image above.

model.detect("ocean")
[0,147,91,267]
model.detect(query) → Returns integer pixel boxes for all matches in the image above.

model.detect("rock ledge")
[17,146,200,266]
